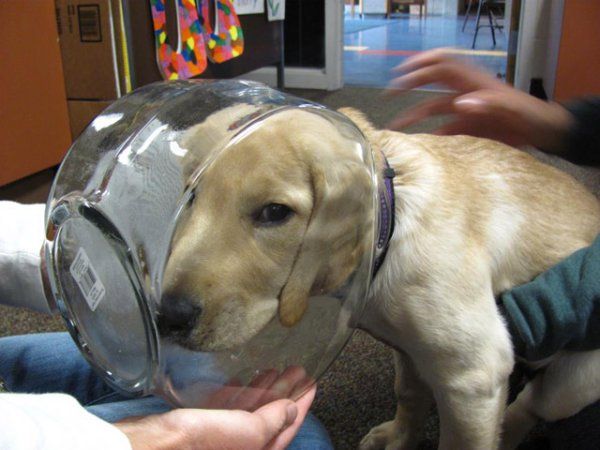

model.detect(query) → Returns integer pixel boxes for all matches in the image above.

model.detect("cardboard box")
[55,0,131,100]
[55,0,131,138]
[0,1,72,186]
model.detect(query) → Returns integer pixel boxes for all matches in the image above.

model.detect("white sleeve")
[0,393,132,450]
[0,201,51,313]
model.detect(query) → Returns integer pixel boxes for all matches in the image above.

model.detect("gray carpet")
[1,86,599,449]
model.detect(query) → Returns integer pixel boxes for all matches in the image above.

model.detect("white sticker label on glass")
[70,248,106,311]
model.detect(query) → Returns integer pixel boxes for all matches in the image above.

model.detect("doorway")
[343,1,510,89]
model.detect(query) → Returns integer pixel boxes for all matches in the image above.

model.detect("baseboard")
[237,66,342,91]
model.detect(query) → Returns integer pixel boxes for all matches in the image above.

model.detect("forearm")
[560,98,600,165]
[526,99,575,157]
[0,201,51,313]
[535,97,600,165]
[0,393,131,450]
[500,234,600,361]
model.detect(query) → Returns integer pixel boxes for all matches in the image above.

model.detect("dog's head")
[160,107,374,351]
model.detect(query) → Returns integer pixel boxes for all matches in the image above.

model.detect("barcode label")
[77,5,102,42]
[70,248,105,311]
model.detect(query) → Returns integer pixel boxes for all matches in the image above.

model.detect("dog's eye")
[187,191,196,206]
[254,203,293,226]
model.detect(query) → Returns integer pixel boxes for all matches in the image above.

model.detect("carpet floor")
[1,86,599,449]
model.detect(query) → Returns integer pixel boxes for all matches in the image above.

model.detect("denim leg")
[1,332,333,448]
[288,413,334,450]
[0,332,125,405]
[87,396,173,422]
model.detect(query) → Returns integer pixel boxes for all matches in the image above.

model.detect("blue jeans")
[0,332,332,450]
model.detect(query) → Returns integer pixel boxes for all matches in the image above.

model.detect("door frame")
[513,0,564,98]
[240,1,344,90]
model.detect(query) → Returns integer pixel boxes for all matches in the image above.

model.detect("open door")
[243,0,343,90]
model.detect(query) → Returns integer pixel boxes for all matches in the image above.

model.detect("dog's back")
[393,132,600,293]
[340,107,600,296]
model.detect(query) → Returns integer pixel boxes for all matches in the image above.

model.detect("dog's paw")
[359,420,406,450]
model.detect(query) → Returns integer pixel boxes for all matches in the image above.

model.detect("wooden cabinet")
[0,1,72,186]
[554,1,600,101]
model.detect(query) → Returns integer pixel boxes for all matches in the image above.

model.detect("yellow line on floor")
[344,46,369,51]
[343,46,507,57]
[445,48,507,57]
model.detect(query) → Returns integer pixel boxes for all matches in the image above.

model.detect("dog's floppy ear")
[278,152,373,327]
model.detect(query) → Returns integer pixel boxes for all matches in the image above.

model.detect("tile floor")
[344,13,508,89]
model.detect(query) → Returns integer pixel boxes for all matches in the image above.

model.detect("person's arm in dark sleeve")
[499,234,600,361]
[559,97,600,165]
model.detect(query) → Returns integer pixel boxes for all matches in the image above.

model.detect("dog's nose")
[157,295,202,337]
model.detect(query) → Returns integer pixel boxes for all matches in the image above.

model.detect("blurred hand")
[116,367,316,450]
[206,366,313,411]
[386,49,573,153]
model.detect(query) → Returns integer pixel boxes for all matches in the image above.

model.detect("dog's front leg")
[423,310,513,450]
[434,372,509,449]
[359,350,433,450]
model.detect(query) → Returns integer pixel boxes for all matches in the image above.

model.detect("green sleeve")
[500,234,600,361]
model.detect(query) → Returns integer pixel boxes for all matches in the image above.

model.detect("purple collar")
[372,156,396,277]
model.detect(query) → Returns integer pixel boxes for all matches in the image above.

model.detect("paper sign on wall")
[233,0,264,15]
[267,0,285,21]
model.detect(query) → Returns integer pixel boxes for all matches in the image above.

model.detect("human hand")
[116,368,316,450]
[205,365,313,411]
[386,49,574,153]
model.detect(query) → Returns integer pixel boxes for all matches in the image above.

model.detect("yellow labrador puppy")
[162,106,600,449]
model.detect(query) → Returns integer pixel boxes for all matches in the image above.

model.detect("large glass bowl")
[42,80,379,410]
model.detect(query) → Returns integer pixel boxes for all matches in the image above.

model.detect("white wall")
[362,0,387,14]
[514,0,564,98]
[427,0,459,16]
[504,0,513,36]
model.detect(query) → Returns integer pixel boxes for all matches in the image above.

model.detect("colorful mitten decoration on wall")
[151,0,207,79]
[199,0,244,63]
